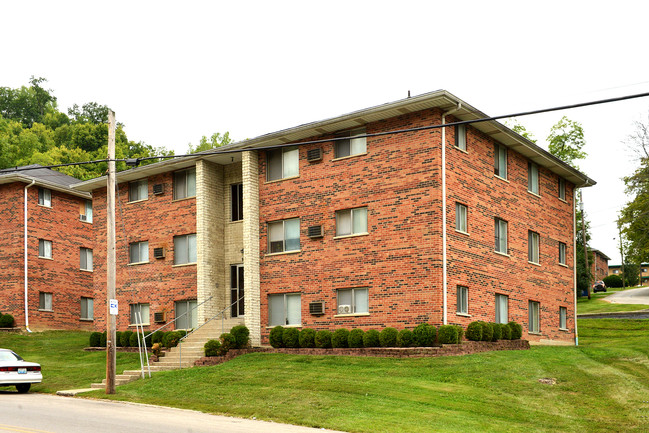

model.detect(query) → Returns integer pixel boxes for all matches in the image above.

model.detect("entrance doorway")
[230,264,244,317]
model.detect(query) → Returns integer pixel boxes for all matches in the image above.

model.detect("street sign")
[109,299,118,315]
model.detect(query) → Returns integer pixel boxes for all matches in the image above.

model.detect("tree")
[0,76,56,127]
[68,102,110,124]
[187,131,233,153]
[547,116,586,169]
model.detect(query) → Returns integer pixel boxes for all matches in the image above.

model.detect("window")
[39,292,52,311]
[268,218,300,253]
[81,297,94,320]
[38,239,52,259]
[335,128,367,158]
[456,203,468,233]
[457,286,468,314]
[231,183,243,221]
[495,294,508,324]
[559,242,567,265]
[494,143,507,179]
[130,303,150,325]
[558,178,566,200]
[173,167,196,200]
[613,270,619,274]
[337,288,369,315]
[528,231,540,264]
[129,179,148,202]
[174,234,197,265]
[336,207,368,236]
[129,241,149,264]
[268,293,301,326]
[80,247,93,271]
[559,306,567,330]
[175,300,198,329]
[455,124,467,151]
[494,218,508,254]
[267,147,299,181]
[528,162,539,195]
[529,301,540,333]
[80,200,93,223]
[38,188,51,207]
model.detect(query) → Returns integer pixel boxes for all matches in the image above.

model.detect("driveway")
[603,286,649,305]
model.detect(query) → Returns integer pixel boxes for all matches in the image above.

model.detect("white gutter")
[24,180,36,332]
[573,190,578,346]
[441,103,461,325]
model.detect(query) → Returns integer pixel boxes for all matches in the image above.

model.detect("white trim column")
[242,151,261,345]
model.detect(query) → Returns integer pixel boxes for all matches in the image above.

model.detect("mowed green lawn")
[577,285,649,314]
[2,320,649,432]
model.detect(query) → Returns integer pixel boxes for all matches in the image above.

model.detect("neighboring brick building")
[589,249,610,281]
[609,263,649,286]
[0,165,94,330]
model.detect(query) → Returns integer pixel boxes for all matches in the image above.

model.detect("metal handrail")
[143,296,213,339]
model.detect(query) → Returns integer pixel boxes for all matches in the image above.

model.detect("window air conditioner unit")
[338,305,352,314]
[307,225,323,238]
[153,184,164,195]
[154,312,166,323]
[153,247,166,259]
[306,148,323,162]
[309,301,325,316]
[80,214,88,222]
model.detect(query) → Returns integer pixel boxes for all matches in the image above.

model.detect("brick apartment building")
[0,166,94,330]
[589,249,610,281]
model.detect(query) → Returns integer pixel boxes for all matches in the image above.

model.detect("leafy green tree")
[187,131,233,153]
[547,116,586,169]
[68,102,110,124]
[0,76,57,127]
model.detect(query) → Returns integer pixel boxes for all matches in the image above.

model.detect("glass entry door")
[230,265,244,317]
[175,299,197,329]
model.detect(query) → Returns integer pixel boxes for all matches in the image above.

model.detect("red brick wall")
[590,253,609,281]
[91,171,197,333]
[257,109,576,343]
[0,182,94,330]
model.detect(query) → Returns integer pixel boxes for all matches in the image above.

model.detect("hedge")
[230,325,250,349]
[480,321,493,342]
[0,314,14,328]
[397,329,414,347]
[269,326,284,348]
[348,329,364,348]
[465,321,483,341]
[379,327,398,347]
[508,321,523,340]
[438,325,460,344]
[314,330,332,348]
[500,323,512,340]
[204,339,221,357]
[490,322,502,341]
[89,332,102,347]
[282,328,300,348]
[363,329,380,348]
[413,323,436,347]
[332,328,350,348]
[299,328,316,348]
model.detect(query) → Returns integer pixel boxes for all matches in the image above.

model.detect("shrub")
[456,325,464,342]
[480,321,493,342]
[162,331,182,348]
[89,332,102,347]
[465,321,483,341]
[490,322,502,341]
[129,331,141,347]
[269,326,284,348]
[151,342,162,357]
[500,323,512,340]
[397,329,414,347]
[151,331,164,345]
[204,339,221,357]
[348,329,365,348]
[315,330,332,348]
[508,321,523,340]
[603,274,623,288]
[120,331,133,347]
[115,331,123,347]
[412,323,436,347]
[332,328,350,348]
[220,332,237,352]
[100,331,107,347]
[0,314,14,328]
[282,328,300,348]
[379,327,398,347]
[363,329,380,347]
[230,325,250,349]
[438,325,459,344]
[299,328,316,348]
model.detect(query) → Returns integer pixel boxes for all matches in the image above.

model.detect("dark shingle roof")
[0,164,83,187]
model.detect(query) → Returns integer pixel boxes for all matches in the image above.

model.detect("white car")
[0,348,42,393]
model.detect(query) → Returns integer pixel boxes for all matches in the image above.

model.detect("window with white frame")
[456,203,468,233]
[267,147,299,181]
[335,128,367,158]
[268,293,301,326]
[39,292,52,310]
[528,162,539,195]
[174,234,197,265]
[38,188,51,207]
[173,167,196,200]
[559,306,567,330]
[38,239,52,259]
[268,218,300,253]
[81,297,94,320]
[129,241,149,264]
[336,207,368,237]
[495,294,508,324]
[130,303,150,325]
[80,247,93,271]
[558,178,566,200]
[337,288,369,315]
[231,183,243,222]
[529,301,540,333]
[559,242,567,265]
[457,286,468,315]
[494,218,508,254]
[129,179,148,202]
[528,231,540,264]
[80,199,93,223]
[494,143,507,179]
[456,124,467,151]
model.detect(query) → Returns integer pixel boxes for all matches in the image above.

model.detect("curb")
[577,309,649,318]
[56,388,96,396]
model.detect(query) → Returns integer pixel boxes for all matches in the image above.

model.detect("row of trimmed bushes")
[465,321,523,342]
[204,325,250,356]
[0,312,14,328]
[89,329,189,348]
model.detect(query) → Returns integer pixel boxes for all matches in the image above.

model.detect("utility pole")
[580,191,590,299]
[618,220,626,290]
[106,110,117,394]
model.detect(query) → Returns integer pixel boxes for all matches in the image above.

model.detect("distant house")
[589,249,610,281]
[609,264,649,286]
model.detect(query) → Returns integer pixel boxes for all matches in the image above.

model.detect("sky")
[3,0,649,265]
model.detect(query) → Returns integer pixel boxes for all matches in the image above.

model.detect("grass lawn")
[577,285,649,314]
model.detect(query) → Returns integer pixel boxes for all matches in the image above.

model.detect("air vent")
[153,247,166,259]
[307,225,323,238]
[153,184,164,195]
[306,148,323,162]
[309,302,325,316]
[338,305,352,315]
[153,312,166,323]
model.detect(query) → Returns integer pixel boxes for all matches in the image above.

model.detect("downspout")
[573,187,578,346]
[441,103,461,325]
[24,180,36,332]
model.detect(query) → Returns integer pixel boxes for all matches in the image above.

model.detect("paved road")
[604,286,649,305]
[0,393,343,433]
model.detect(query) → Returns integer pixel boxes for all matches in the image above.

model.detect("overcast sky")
[4,1,648,265]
